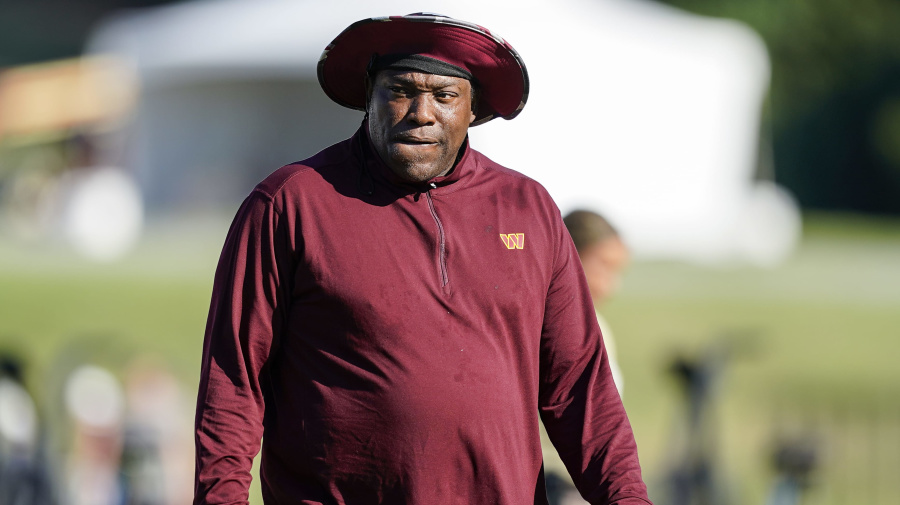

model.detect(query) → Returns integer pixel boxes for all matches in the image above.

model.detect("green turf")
[607,212,900,504]
[1,211,898,504]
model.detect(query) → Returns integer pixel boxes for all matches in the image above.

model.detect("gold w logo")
[499,233,525,250]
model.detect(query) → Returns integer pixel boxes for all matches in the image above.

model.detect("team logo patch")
[499,233,525,249]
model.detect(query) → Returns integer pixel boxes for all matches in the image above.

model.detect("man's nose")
[406,95,436,125]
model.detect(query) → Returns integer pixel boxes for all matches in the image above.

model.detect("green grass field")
[1,212,898,504]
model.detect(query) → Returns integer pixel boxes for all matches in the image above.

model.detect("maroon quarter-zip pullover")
[194,127,652,505]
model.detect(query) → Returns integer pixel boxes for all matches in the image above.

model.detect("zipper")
[424,189,449,287]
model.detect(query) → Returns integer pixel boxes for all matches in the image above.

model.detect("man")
[194,13,651,505]
[563,210,631,395]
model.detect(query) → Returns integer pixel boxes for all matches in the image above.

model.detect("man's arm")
[194,190,292,505]
[538,213,652,505]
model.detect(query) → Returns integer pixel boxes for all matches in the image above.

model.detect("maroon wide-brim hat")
[318,13,529,126]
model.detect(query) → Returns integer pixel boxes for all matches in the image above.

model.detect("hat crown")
[318,14,529,125]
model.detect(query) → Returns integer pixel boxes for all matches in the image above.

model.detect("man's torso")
[256,136,565,504]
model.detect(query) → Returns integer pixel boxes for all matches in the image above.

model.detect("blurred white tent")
[87,0,800,266]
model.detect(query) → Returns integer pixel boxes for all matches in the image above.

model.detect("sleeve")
[193,190,294,505]
[538,213,653,505]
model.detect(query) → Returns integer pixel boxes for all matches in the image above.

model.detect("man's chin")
[386,156,449,183]
[391,163,443,182]
[388,164,441,183]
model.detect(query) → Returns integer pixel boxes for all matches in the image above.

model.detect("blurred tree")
[655,0,900,214]
[0,0,184,67]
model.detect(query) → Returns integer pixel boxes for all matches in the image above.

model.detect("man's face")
[367,70,476,183]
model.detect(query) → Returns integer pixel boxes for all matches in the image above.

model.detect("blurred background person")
[564,209,629,396]
[120,358,193,505]
[51,134,143,262]
[63,365,125,505]
[543,210,631,505]
[0,353,56,505]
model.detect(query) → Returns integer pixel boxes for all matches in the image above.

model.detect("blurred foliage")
[656,0,900,121]
[657,0,900,214]
[0,0,181,67]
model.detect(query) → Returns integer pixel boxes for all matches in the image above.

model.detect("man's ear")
[469,82,479,124]
[364,74,373,113]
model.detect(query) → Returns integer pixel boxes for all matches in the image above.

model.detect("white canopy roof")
[88,0,800,266]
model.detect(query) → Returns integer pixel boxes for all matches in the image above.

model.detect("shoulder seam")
[258,149,353,212]
[479,158,532,181]
[255,164,317,200]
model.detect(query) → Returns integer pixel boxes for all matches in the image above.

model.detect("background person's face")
[367,70,476,183]
[580,237,630,306]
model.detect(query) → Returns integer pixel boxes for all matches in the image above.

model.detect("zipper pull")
[429,182,437,189]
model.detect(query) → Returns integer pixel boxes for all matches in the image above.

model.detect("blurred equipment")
[545,472,588,505]
[765,437,819,505]
[662,334,758,505]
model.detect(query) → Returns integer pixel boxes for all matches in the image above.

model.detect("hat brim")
[318,14,529,126]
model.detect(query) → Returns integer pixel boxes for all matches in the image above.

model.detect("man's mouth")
[393,135,437,145]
